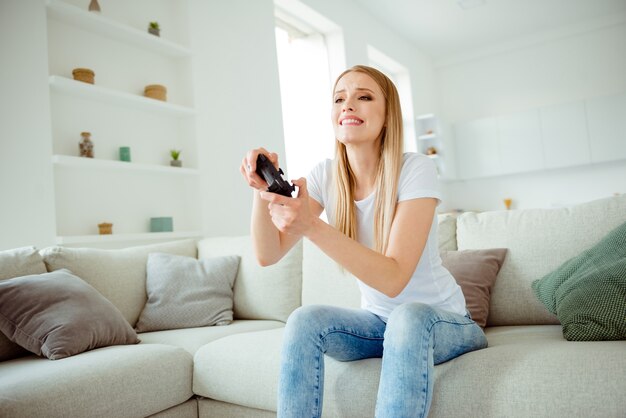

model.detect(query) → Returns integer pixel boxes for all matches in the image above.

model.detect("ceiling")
[355,0,626,62]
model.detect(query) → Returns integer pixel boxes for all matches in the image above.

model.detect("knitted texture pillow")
[532,220,626,341]
[135,253,240,333]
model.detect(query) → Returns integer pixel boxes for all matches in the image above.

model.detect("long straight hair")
[332,65,404,254]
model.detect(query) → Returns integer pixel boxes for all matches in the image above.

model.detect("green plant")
[149,21,160,30]
[170,149,181,160]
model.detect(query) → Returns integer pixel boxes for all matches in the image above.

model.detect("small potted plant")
[148,21,160,37]
[170,149,182,167]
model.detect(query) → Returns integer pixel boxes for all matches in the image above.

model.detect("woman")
[240,65,487,418]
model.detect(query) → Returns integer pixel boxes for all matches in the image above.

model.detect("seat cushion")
[139,319,284,356]
[457,194,626,326]
[0,343,193,418]
[193,325,626,417]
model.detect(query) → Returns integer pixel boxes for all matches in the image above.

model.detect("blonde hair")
[332,65,404,254]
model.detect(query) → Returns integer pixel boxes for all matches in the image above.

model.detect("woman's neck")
[346,144,379,201]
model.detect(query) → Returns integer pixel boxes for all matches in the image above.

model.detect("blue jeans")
[277,303,488,418]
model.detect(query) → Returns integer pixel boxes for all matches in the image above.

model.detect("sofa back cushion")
[456,194,626,326]
[302,214,458,309]
[197,236,302,322]
[40,240,197,327]
[0,246,47,361]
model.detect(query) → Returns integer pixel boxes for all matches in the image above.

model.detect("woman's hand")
[259,178,316,236]
[240,147,280,192]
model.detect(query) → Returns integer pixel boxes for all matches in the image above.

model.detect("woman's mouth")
[340,117,364,126]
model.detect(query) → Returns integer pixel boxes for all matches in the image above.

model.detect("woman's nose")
[342,100,355,112]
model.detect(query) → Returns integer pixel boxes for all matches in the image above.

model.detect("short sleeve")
[398,153,442,204]
[306,160,329,208]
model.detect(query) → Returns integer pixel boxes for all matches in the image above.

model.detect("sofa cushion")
[0,246,46,361]
[437,213,457,251]
[532,220,626,341]
[0,246,47,280]
[456,194,626,326]
[193,325,626,417]
[0,343,193,418]
[139,319,284,356]
[0,269,140,360]
[197,236,302,322]
[441,248,508,327]
[40,239,197,327]
[135,253,240,332]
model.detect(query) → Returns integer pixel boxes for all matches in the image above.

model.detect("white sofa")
[1,194,625,418]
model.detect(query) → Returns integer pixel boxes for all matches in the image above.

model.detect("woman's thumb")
[292,177,308,198]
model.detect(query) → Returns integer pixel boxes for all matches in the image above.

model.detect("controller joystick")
[255,154,295,197]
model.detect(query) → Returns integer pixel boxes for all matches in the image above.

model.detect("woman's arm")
[241,149,323,266]
[251,189,323,266]
[261,178,437,297]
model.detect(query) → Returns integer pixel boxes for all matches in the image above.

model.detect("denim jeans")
[277,303,488,418]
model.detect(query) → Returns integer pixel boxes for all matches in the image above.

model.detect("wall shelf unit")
[46,0,201,246]
[416,114,446,176]
[49,76,196,117]
[52,155,199,176]
[46,0,192,57]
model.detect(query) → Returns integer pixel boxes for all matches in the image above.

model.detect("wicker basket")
[144,84,167,101]
[97,222,113,235]
[72,68,95,84]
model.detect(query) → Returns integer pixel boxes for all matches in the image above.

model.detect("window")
[274,18,334,180]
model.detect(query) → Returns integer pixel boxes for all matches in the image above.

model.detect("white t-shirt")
[306,152,466,320]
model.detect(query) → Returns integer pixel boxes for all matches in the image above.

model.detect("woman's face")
[331,71,386,147]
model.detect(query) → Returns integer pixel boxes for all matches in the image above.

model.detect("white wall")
[0,0,434,249]
[188,0,286,237]
[437,18,626,212]
[0,0,57,251]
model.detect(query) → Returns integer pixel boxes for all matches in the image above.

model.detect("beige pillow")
[135,253,240,333]
[0,246,47,361]
[0,269,140,360]
[441,248,508,327]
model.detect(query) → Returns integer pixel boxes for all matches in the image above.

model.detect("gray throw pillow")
[0,269,140,360]
[134,253,240,333]
[441,248,508,328]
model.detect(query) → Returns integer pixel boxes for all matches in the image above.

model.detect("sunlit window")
[274,24,334,180]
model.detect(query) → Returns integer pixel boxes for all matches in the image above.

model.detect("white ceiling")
[355,0,626,61]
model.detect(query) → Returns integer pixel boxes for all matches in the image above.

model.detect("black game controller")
[255,154,295,197]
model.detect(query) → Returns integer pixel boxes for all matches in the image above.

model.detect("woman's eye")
[359,96,372,101]
[334,98,344,103]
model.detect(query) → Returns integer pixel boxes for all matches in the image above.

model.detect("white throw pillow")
[134,253,240,333]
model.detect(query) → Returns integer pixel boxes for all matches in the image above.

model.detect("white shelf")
[418,133,437,140]
[52,155,199,175]
[46,0,192,57]
[56,231,203,245]
[416,114,435,121]
[49,76,196,117]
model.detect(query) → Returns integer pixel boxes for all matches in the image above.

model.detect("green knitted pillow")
[532,220,626,341]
